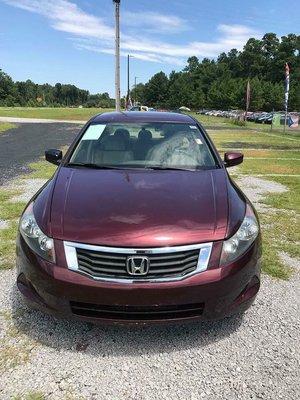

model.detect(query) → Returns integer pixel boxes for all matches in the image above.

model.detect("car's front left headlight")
[19,203,55,263]
[220,205,259,265]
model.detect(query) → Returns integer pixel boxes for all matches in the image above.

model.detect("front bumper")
[16,234,261,324]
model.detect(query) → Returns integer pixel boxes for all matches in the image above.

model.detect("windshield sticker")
[195,138,203,144]
[82,124,106,140]
[190,125,197,129]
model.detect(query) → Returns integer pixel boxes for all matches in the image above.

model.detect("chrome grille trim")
[64,241,212,283]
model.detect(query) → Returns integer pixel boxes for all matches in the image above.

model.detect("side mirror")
[224,152,243,167]
[45,149,62,165]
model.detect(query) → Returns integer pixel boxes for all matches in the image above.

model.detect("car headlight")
[19,203,55,263]
[221,205,259,265]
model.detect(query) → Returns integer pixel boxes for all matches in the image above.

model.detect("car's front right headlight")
[220,205,259,265]
[19,203,55,263]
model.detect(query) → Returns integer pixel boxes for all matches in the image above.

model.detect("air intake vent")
[70,301,205,320]
[76,248,200,280]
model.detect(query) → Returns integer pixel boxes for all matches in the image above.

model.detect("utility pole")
[127,54,133,109]
[284,62,290,133]
[127,55,130,101]
[134,76,139,106]
[113,0,121,112]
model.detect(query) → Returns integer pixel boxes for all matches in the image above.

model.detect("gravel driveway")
[0,140,299,399]
[0,269,299,399]
[0,123,82,185]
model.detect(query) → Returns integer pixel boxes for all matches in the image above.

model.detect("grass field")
[0,107,299,133]
[0,122,15,133]
[0,107,113,121]
[0,113,299,278]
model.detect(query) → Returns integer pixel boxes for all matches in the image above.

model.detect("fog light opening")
[232,276,260,308]
[17,273,46,307]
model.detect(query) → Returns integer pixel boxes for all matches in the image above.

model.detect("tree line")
[132,33,299,111]
[0,33,299,111]
[0,71,115,108]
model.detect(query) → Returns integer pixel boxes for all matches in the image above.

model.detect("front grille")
[70,301,205,320]
[76,248,200,280]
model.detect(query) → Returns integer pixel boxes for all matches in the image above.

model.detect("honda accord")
[16,112,261,324]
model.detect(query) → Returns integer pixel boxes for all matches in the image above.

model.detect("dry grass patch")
[258,175,300,278]
[11,391,46,400]
[263,176,300,212]
[26,144,69,180]
[0,189,25,270]
[0,122,16,133]
[241,149,274,158]
[26,160,56,180]
[260,211,297,279]
[0,311,37,372]
[241,149,300,158]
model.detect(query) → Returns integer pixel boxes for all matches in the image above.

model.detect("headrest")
[138,129,152,141]
[114,128,130,141]
[102,135,127,151]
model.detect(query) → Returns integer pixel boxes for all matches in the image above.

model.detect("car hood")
[45,167,239,247]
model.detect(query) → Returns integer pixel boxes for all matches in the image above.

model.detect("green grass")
[0,200,26,220]
[26,159,57,179]
[240,157,300,176]
[237,149,300,158]
[259,211,299,279]
[263,176,300,212]
[0,189,25,270]
[261,232,291,279]
[208,129,300,150]
[0,122,16,133]
[0,107,114,121]
[0,309,36,373]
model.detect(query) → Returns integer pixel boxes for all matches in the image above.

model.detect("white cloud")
[2,0,114,40]
[75,41,185,66]
[121,24,261,58]
[2,0,261,65]
[123,11,189,34]
[218,24,258,37]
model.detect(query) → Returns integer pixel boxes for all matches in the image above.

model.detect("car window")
[69,122,217,169]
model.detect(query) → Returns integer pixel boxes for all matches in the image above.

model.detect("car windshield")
[68,122,217,170]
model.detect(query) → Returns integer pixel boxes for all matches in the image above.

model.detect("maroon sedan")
[16,112,261,324]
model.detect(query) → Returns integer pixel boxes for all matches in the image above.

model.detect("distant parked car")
[129,105,149,112]
[256,113,273,124]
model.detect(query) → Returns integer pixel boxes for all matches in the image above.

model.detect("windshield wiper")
[67,163,124,170]
[145,165,196,171]
[68,163,206,172]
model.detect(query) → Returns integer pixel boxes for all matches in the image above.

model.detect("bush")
[231,118,246,127]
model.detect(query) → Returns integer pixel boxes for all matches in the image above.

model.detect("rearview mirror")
[45,149,62,165]
[224,152,243,168]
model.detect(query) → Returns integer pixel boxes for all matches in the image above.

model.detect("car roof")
[91,111,195,124]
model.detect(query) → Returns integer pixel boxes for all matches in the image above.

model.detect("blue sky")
[0,0,299,96]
